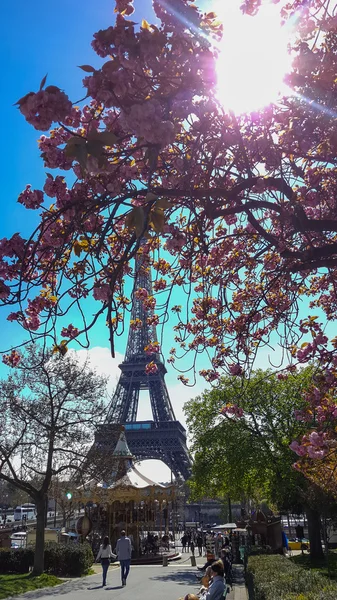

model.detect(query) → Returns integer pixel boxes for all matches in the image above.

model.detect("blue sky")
[1,0,331,482]
[1,0,215,382]
[1,1,206,481]
[1,0,328,376]
[0,0,321,378]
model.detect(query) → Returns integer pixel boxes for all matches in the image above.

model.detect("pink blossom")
[17,87,72,131]
[309,431,324,447]
[18,185,44,210]
[43,174,68,203]
[143,296,156,310]
[146,314,159,326]
[61,324,79,339]
[165,234,186,253]
[0,281,10,300]
[229,363,243,376]
[2,350,21,367]
[93,283,110,301]
[307,446,327,459]
[121,100,175,147]
[153,278,167,292]
[0,232,30,263]
[115,0,134,15]
[289,441,307,457]
[130,318,143,330]
[220,404,244,418]
[7,311,23,322]
[144,341,160,355]
[199,369,220,382]
[145,361,158,375]
[135,288,148,300]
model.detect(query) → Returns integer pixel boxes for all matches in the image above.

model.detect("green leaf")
[88,131,118,146]
[86,140,105,158]
[151,209,165,233]
[155,198,172,209]
[39,74,48,90]
[78,65,96,72]
[134,207,145,237]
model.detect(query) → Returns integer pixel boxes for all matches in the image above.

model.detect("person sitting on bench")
[199,562,225,600]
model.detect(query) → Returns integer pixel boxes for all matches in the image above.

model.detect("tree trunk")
[228,496,232,522]
[306,506,324,559]
[33,496,46,575]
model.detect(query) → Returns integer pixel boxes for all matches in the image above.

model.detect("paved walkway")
[231,565,248,600]
[8,555,247,600]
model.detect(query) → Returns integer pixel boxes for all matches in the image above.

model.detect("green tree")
[0,345,107,574]
[184,368,325,558]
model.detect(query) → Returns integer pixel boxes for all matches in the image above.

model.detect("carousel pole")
[125,501,128,535]
[108,500,111,542]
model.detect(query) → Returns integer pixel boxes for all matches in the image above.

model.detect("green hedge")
[0,544,93,577]
[247,554,337,600]
[44,542,94,577]
[0,549,34,574]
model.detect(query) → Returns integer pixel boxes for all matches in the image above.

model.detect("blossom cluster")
[2,350,21,367]
[145,361,158,375]
[144,341,160,355]
[220,404,244,418]
[3,0,337,494]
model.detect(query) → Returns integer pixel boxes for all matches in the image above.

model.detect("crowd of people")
[180,530,204,555]
[95,528,233,598]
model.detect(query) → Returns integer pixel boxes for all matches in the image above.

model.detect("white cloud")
[70,346,123,395]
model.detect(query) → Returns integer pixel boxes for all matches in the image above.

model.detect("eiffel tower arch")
[104,251,192,481]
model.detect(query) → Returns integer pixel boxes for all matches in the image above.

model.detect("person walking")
[96,536,113,587]
[116,530,132,586]
[197,534,203,557]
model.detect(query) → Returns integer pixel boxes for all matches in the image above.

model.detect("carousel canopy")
[112,428,134,459]
[98,462,169,490]
[213,523,238,530]
[78,428,175,502]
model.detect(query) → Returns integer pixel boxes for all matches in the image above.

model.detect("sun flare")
[213,1,292,113]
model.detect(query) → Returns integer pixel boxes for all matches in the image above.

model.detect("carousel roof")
[98,461,169,490]
[80,428,174,499]
[112,428,134,459]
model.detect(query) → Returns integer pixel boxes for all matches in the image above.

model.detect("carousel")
[77,427,177,559]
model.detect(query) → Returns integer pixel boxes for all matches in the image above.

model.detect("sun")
[213,0,292,114]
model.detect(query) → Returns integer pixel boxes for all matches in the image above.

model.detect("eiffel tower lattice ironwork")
[105,253,192,481]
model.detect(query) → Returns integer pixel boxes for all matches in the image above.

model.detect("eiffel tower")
[103,251,192,481]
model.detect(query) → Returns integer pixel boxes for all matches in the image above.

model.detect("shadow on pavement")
[87,585,103,590]
[14,577,100,599]
[150,570,200,587]
[105,586,123,590]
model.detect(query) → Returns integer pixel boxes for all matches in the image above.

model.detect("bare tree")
[0,345,107,574]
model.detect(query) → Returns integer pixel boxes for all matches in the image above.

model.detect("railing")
[124,420,186,433]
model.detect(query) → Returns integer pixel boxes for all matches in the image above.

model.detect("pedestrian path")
[231,565,247,600]
[7,555,247,600]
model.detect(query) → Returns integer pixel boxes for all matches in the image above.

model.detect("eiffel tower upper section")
[104,248,192,481]
[106,248,175,424]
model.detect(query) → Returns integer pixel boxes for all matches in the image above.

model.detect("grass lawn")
[290,551,337,581]
[0,573,63,599]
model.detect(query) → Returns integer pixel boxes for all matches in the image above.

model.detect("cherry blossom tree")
[1,0,337,486]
